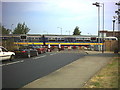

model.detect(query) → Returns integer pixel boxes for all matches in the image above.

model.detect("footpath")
[23,51,115,88]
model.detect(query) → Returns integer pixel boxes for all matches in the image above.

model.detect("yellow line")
[14,42,103,45]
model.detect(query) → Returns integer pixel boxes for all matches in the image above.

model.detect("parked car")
[0,46,15,61]
[32,46,47,54]
[14,46,38,58]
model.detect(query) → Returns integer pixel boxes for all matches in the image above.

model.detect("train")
[1,34,118,47]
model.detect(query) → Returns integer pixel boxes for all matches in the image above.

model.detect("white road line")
[1,60,24,66]
[6,60,24,66]
[33,55,47,60]
[50,53,57,56]
[40,55,46,58]
[0,64,4,67]
[33,57,41,59]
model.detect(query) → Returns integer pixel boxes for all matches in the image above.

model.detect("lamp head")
[92,2,100,7]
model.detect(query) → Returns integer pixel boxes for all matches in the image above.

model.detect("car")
[14,46,38,58]
[0,46,15,61]
[32,46,47,54]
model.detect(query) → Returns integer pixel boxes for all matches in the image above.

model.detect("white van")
[0,46,15,61]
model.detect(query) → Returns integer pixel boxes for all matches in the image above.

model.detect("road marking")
[33,55,47,60]
[40,55,46,58]
[50,53,57,56]
[0,64,4,67]
[5,60,24,66]
[0,60,24,66]
[33,57,41,59]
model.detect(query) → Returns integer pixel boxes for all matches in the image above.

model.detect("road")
[2,51,86,88]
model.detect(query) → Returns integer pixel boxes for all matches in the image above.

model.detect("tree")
[13,22,30,34]
[0,26,10,35]
[73,26,81,35]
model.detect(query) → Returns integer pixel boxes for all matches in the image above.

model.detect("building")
[99,30,120,51]
[99,30,120,38]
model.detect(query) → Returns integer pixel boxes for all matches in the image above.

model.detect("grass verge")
[83,54,120,88]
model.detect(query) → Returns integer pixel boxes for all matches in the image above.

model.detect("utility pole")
[92,2,101,51]
[66,30,70,35]
[57,27,62,35]
[115,1,120,53]
[11,24,14,34]
[101,3,104,53]
[112,18,116,36]
[93,2,105,53]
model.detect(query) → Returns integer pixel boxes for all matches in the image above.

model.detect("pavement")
[23,51,115,88]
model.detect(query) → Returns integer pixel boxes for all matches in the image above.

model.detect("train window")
[31,37,35,39]
[35,38,39,40]
[48,38,55,40]
[20,35,27,40]
[81,38,84,40]
[76,40,84,42]
[57,38,60,40]
[112,38,116,40]
[48,38,51,40]
[49,40,56,42]
[55,38,57,40]
[105,38,109,40]
[61,40,64,42]
[84,40,91,42]
[91,37,96,40]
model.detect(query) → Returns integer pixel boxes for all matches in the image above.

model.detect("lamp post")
[92,2,101,51]
[112,18,116,36]
[93,2,105,53]
[57,27,62,35]
[43,31,48,35]
[88,33,92,36]
[66,30,70,35]
[115,1,120,52]
[11,24,14,34]
[101,3,104,53]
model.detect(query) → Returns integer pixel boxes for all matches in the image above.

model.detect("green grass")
[84,54,119,88]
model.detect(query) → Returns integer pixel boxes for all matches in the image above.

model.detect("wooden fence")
[104,40,118,51]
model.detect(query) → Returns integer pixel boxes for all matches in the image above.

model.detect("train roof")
[1,34,97,37]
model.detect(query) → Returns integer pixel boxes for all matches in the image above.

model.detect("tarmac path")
[23,51,115,88]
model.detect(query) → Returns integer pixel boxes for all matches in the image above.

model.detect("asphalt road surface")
[2,52,86,88]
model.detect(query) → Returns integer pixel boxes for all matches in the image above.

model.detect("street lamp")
[93,2,105,53]
[43,31,48,35]
[57,27,62,35]
[115,1,120,52]
[116,1,120,5]
[112,19,115,36]
[101,3,104,53]
[11,24,14,34]
[92,2,101,51]
[66,30,70,35]
[87,33,92,36]
[112,16,117,36]
[115,1,120,26]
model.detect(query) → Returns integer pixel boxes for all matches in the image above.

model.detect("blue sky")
[2,0,119,35]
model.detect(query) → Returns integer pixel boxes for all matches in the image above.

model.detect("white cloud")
[2,0,119,2]
[2,0,118,15]
[2,0,119,35]
[19,0,96,16]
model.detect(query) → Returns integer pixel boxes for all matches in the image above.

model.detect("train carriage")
[1,34,118,47]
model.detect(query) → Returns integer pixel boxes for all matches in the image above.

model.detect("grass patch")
[83,54,119,88]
